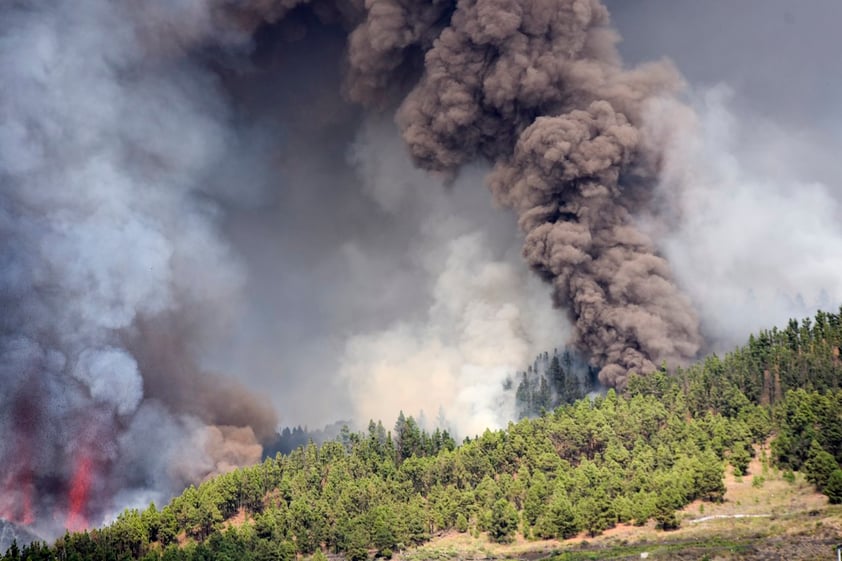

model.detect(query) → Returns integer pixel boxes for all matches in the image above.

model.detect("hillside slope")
[399,447,841,560]
[4,308,842,561]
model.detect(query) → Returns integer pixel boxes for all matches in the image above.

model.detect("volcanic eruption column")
[0,0,701,533]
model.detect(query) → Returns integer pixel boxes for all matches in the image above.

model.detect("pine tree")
[535,494,578,539]
[488,499,519,543]
[804,440,840,491]
[345,522,369,561]
[824,469,842,504]
[455,513,468,533]
[696,451,726,502]
[730,442,752,476]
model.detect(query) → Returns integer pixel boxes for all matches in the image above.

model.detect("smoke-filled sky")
[1,0,840,541]
[605,0,842,347]
[238,0,842,427]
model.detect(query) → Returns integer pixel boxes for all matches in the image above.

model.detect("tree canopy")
[5,307,842,561]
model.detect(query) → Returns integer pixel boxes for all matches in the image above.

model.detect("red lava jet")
[0,382,102,533]
[63,412,112,533]
[65,454,94,532]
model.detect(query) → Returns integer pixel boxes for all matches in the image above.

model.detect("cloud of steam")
[606,0,842,351]
[341,234,568,435]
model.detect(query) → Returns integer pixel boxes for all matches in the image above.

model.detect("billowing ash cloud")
[7,0,835,542]
[391,0,702,384]
[487,104,701,386]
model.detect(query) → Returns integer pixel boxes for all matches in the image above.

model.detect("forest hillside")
[4,308,842,561]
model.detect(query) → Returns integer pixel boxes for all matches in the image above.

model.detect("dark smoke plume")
[390,0,702,383]
[1,0,703,539]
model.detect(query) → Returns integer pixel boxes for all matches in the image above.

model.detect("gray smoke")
[0,0,277,536]
[0,0,698,534]
[339,118,568,436]
[607,0,842,352]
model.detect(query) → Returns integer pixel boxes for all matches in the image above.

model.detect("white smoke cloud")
[73,349,143,416]
[339,118,569,437]
[643,86,842,349]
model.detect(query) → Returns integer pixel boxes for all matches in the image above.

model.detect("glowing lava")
[66,454,93,532]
